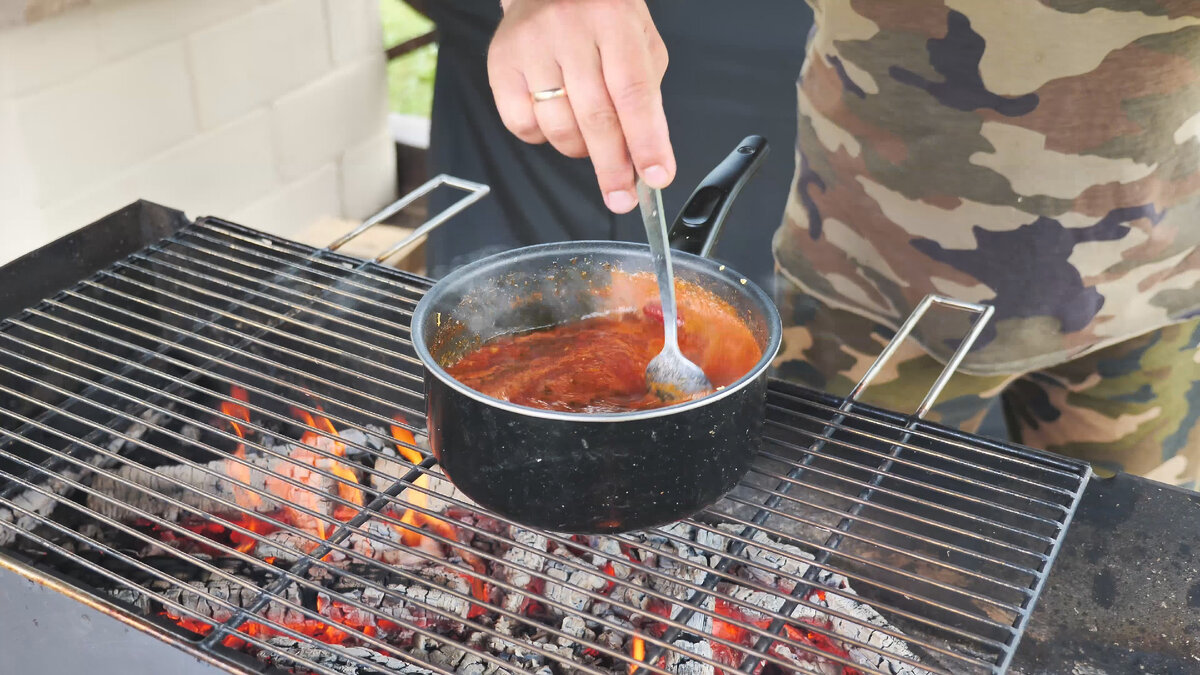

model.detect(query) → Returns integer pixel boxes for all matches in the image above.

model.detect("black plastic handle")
[667,135,769,258]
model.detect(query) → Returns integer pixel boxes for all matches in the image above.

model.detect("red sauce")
[445,272,763,413]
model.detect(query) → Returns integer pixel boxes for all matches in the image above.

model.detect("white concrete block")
[271,55,388,180]
[0,100,48,266]
[0,99,35,215]
[94,0,246,61]
[0,5,100,97]
[325,0,382,66]
[340,131,396,220]
[230,163,342,239]
[187,0,330,129]
[14,41,198,206]
[42,110,281,234]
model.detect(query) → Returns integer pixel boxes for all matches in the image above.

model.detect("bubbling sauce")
[444,272,763,413]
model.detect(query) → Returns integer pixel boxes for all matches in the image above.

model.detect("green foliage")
[379,0,437,117]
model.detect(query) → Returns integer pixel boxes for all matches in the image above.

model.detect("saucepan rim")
[412,240,783,423]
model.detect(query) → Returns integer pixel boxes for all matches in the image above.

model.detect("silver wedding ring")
[531,87,566,102]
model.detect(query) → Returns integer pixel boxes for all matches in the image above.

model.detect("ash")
[2,417,936,675]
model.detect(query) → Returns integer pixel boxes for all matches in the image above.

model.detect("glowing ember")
[166,609,396,651]
[710,598,861,675]
[171,614,216,636]
[228,513,278,554]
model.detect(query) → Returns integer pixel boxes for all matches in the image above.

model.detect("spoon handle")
[636,179,681,351]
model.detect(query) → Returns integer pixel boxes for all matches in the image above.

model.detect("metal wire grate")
[0,193,1089,675]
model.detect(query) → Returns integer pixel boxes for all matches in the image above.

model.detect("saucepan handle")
[667,135,770,258]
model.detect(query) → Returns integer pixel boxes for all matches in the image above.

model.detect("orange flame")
[288,406,364,536]
[630,637,645,674]
[387,420,487,614]
[398,475,453,543]
[166,402,502,649]
[390,415,421,464]
[311,405,347,458]
[222,386,262,513]
[388,421,455,552]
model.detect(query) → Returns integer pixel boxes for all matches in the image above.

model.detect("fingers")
[560,46,637,213]
[598,29,675,190]
[525,61,589,160]
[487,0,675,211]
[487,54,546,145]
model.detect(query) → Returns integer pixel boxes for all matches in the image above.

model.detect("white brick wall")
[188,0,330,130]
[17,41,198,205]
[44,110,282,229]
[94,0,245,61]
[326,0,383,66]
[0,5,99,98]
[341,130,398,221]
[231,162,342,238]
[0,0,397,266]
[272,56,388,180]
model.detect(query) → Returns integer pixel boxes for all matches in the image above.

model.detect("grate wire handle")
[850,295,995,418]
[326,174,491,264]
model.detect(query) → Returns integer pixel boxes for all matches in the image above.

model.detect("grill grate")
[0,192,1089,675]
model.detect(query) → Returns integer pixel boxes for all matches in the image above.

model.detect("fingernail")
[606,190,636,212]
[643,165,670,188]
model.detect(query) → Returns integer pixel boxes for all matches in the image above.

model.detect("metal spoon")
[636,178,714,402]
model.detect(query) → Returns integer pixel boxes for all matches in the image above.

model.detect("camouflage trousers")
[773,273,1200,491]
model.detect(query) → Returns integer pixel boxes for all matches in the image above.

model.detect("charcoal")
[668,639,714,675]
[692,527,728,562]
[0,452,110,546]
[598,628,625,651]
[109,587,151,614]
[253,530,318,565]
[159,577,262,626]
[556,614,593,646]
[85,438,364,536]
[425,638,468,671]
[499,527,548,613]
[263,636,434,674]
[398,580,471,619]
[369,446,408,492]
[336,428,372,458]
[30,421,937,675]
[543,561,607,615]
[594,537,631,579]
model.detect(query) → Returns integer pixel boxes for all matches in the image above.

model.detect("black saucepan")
[411,136,781,534]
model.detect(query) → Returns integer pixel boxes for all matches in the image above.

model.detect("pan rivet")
[739,279,747,285]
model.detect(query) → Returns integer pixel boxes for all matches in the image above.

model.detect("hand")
[488,0,675,213]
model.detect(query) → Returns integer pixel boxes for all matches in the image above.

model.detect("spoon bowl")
[636,179,714,402]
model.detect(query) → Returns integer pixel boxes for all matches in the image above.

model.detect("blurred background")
[0,0,811,289]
